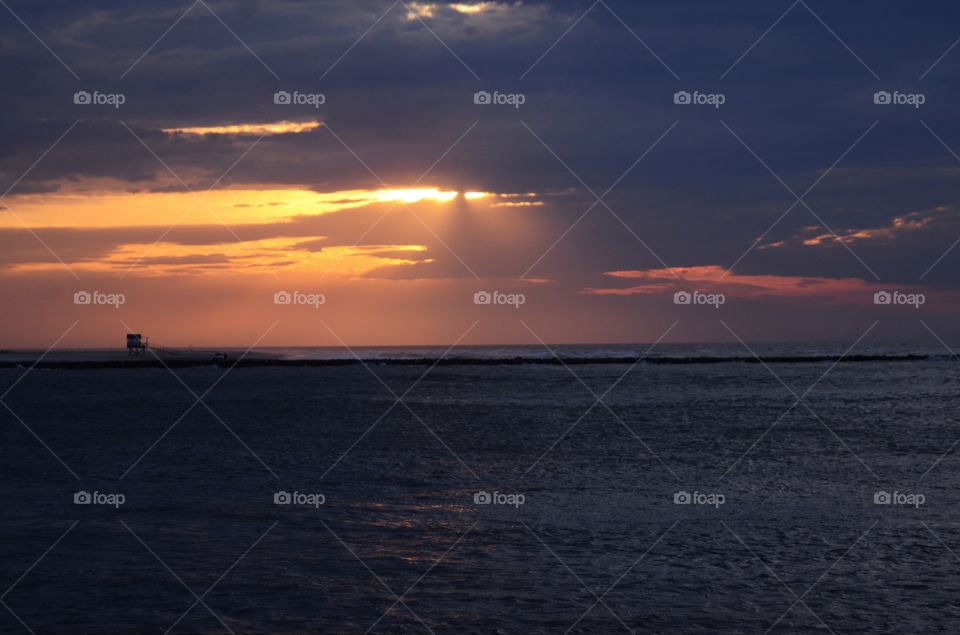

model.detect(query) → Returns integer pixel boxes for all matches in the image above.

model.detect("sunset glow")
[161,121,322,136]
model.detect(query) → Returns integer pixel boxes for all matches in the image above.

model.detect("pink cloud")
[583,265,927,304]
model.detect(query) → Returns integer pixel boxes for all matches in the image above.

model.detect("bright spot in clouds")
[373,188,458,204]
[162,121,322,137]
[406,2,497,19]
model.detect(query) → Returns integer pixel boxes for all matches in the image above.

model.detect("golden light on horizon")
[0,187,493,229]
[2,184,543,277]
[7,238,432,276]
[372,188,458,204]
[162,121,322,137]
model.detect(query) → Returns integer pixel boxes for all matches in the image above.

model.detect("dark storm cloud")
[2,0,960,289]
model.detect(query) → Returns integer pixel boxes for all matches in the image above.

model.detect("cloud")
[761,205,959,249]
[161,121,322,137]
[0,186,542,279]
[583,265,932,305]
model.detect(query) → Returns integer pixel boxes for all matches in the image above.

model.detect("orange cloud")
[583,265,916,304]
[162,121,322,137]
[761,206,953,250]
[0,187,470,229]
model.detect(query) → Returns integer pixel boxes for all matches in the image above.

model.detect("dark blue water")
[1,356,959,633]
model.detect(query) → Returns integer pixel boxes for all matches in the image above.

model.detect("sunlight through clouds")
[161,121,322,137]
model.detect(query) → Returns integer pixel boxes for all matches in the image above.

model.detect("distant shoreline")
[0,353,940,369]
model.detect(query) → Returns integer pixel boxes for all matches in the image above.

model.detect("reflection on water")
[1,359,959,632]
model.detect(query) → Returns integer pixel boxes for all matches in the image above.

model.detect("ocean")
[1,343,958,633]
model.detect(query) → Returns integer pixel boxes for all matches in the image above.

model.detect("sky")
[1,0,960,348]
